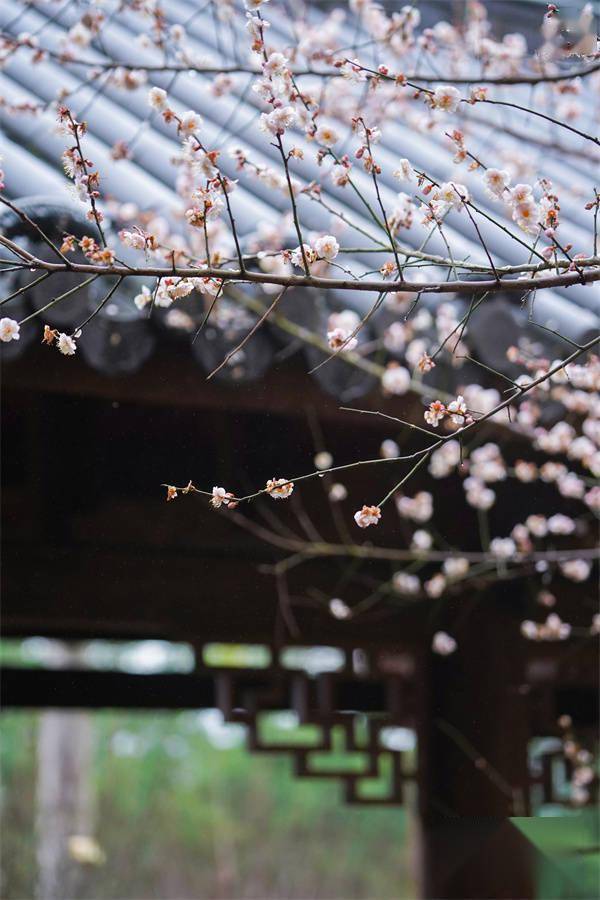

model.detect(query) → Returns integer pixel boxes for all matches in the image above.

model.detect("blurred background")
[2,639,598,899]
[1,639,417,900]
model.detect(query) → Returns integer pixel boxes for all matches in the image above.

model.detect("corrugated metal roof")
[1,0,598,393]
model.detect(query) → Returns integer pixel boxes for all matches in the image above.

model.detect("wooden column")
[416,590,535,900]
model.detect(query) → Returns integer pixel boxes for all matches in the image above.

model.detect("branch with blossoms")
[164,340,599,655]
[165,337,599,511]
[0,0,599,658]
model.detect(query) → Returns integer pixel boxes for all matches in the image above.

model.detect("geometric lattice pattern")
[212,654,417,805]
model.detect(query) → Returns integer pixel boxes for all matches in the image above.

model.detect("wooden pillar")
[416,590,535,900]
[35,645,97,900]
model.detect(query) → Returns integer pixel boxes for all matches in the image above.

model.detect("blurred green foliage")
[1,710,415,899]
[513,812,600,900]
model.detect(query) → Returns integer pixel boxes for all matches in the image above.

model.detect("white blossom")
[260,106,297,136]
[483,168,510,199]
[148,87,167,110]
[432,631,457,655]
[134,285,152,310]
[381,439,400,459]
[436,181,470,210]
[179,110,201,134]
[329,482,348,502]
[327,327,357,352]
[263,52,288,77]
[0,317,20,342]
[490,537,516,560]
[396,491,433,523]
[393,159,415,182]
[354,505,381,528]
[424,573,446,598]
[314,234,340,261]
[314,124,339,148]
[443,557,469,580]
[393,572,420,595]
[560,559,591,582]
[432,84,461,112]
[382,363,411,395]
[314,451,333,470]
[329,598,351,619]
[547,514,576,535]
[211,486,233,509]
[266,477,294,499]
[412,529,432,551]
[57,333,77,355]
[447,394,468,425]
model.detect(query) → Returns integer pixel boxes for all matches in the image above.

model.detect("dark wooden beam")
[2,344,400,423]
[1,542,425,649]
[0,666,389,712]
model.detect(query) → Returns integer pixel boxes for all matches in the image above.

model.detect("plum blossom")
[381,439,400,459]
[432,84,461,112]
[389,193,414,231]
[424,400,446,427]
[436,181,470,210]
[340,59,368,82]
[509,183,534,205]
[464,477,496,510]
[314,124,339,148]
[424,574,446,598]
[393,159,415,182]
[354,505,382,528]
[327,309,359,351]
[412,529,432,551]
[211,486,234,509]
[314,451,333,471]
[134,285,152,310]
[381,362,411,395]
[383,322,407,354]
[0,318,20,342]
[447,394,468,425]
[393,572,420,595]
[513,198,540,234]
[57,333,76,355]
[314,234,340,261]
[443,557,470,580]
[469,443,506,482]
[266,477,294,499]
[179,110,201,134]
[560,559,591,582]
[328,327,357,352]
[262,52,288,77]
[483,168,510,199]
[329,483,348,502]
[329,598,351,619]
[148,87,167,110]
[547,514,575,534]
[290,244,316,269]
[330,164,351,187]
[432,631,457,655]
[396,491,433,523]
[260,106,297,136]
[490,537,517,560]
[557,472,585,499]
[514,460,538,482]
[417,353,435,374]
[429,441,461,478]
[526,515,548,538]
[522,614,571,641]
